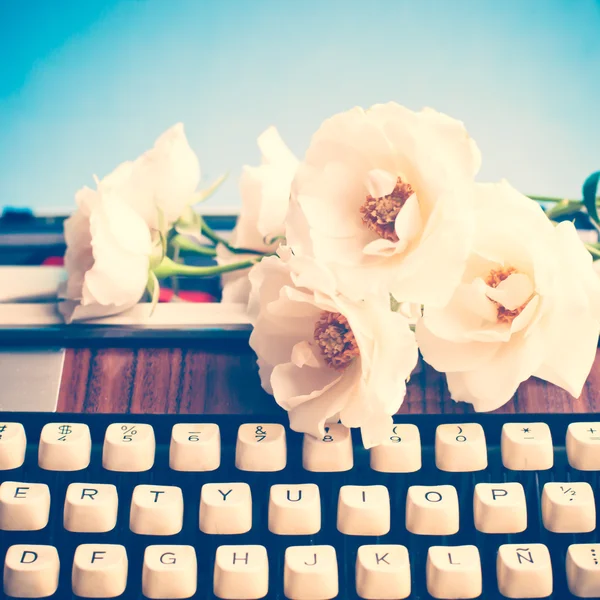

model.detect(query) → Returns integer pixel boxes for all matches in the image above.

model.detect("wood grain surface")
[57,344,600,415]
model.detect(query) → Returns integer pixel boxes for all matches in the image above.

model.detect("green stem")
[200,219,267,256]
[171,234,217,257]
[153,256,259,279]
[528,195,579,204]
[585,243,600,260]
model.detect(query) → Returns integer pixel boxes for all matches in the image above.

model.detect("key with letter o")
[142,545,197,600]
[406,485,459,535]
[3,545,59,598]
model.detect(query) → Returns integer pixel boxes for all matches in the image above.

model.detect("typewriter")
[1,412,599,599]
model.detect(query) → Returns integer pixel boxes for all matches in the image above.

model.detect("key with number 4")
[38,423,91,471]
[236,424,286,472]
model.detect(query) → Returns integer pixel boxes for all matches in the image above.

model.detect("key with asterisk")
[38,423,91,471]
[501,423,553,471]
[567,423,600,470]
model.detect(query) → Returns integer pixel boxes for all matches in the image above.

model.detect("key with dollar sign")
[38,423,92,471]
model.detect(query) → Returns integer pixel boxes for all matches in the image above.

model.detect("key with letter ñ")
[497,544,553,599]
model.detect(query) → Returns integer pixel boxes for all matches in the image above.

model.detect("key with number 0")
[169,424,221,472]
[236,424,287,472]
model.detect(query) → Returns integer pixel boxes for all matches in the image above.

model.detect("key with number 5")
[236,424,287,472]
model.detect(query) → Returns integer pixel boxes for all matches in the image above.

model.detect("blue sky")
[0,0,599,212]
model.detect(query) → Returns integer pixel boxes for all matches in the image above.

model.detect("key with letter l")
[426,545,482,599]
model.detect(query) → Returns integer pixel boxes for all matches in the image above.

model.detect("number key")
[370,424,421,473]
[102,424,155,472]
[435,424,487,472]
[38,423,91,471]
[236,424,286,472]
[0,423,26,470]
[303,424,353,472]
[170,424,220,472]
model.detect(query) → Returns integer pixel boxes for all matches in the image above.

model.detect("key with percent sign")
[38,423,92,471]
[103,423,156,472]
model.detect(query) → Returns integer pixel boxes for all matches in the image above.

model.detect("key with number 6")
[170,424,221,472]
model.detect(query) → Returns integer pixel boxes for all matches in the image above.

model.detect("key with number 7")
[236,424,287,472]
[169,424,220,472]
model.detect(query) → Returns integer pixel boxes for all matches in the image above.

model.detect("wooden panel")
[57,345,600,415]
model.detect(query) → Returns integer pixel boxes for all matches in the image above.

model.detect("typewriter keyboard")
[0,413,600,599]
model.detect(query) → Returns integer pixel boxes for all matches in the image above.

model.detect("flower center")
[486,266,527,324]
[360,177,414,242]
[313,311,359,371]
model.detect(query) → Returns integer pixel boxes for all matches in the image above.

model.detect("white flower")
[58,188,152,323]
[290,103,481,306]
[248,250,418,448]
[416,180,600,411]
[78,123,200,230]
[218,126,298,302]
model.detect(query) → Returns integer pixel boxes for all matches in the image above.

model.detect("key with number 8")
[236,424,286,472]
[170,424,221,472]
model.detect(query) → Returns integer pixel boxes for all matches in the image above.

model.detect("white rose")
[218,126,298,302]
[416,180,600,411]
[290,103,481,306]
[58,188,153,323]
[78,123,200,230]
[248,250,418,448]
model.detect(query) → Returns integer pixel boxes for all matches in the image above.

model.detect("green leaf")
[146,271,160,316]
[582,171,600,225]
[390,294,401,312]
[545,199,583,220]
[171,233,217,256]
[174,206,204,242]
[191,173,228,205]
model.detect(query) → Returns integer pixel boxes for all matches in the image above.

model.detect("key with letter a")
[356,545,411,599]
[284,545,338,600]
[497,544,553,598]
